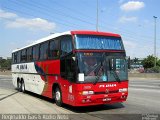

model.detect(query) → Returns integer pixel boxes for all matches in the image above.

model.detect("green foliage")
[0,59,11,69]
[142,55,155,69]
[133,57,138,63]
[142,55,160,73]
[150,66,160,73]
[157,59,160,66]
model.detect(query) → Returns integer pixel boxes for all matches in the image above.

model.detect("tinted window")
[60,54,76,82]
[33,45,39,61]
[12,53,17,63]
[40,42,48,60]
[48,40,59,59]
[75,35,123,50]
[21,49,26,62]
[17,51,21,63]
[61,36,72,56]
[27,47,32,62]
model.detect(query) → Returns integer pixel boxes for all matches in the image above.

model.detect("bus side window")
[13,53,17,64]
[27,47,32,62]
[17,51,21,63]
[40,42,48,60]
[21,49,27,62]
[60,36,73,56]
[48,39,59,59]
[60,55,76,82]
[33,45,39,61]
[33,46,36,61]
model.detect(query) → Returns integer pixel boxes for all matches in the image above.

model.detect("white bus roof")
[12,30,121,53]
[12,31,71,53]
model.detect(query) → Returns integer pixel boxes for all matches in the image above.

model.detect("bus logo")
[106,89,109,94]
[99,84,117,88]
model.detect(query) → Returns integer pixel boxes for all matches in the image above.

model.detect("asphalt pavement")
[0,75,160,120]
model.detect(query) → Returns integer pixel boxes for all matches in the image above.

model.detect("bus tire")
[21,80,25,93]
[55,87,63,107]
[17,79,22,92]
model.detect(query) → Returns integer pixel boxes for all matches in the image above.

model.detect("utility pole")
[96,0,99,31]
[153,16,157,67]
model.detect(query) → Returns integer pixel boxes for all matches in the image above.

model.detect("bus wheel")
[17,80,22,92]
[55,87,63,107]
[21,80,25,93]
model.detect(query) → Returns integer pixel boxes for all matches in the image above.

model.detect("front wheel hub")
[56,91,60,101]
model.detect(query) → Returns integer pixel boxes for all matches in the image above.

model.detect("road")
[0,75,160,120]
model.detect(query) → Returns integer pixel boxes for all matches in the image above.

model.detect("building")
[129,57,144,69]
[7,57,12,60]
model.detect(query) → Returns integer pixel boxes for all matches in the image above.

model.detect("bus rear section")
[11,30,128,107]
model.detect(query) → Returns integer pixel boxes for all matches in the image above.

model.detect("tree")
[0,59,11,70]
[134,57,138,64]
[157,59,160,67]
[142,55,155,69]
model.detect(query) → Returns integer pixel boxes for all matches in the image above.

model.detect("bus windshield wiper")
[93,53,106,85]
[111,70,121,83]
[93,61,103,85]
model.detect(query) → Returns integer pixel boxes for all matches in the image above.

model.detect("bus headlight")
[81,91,94,95]
[119,88,128,92]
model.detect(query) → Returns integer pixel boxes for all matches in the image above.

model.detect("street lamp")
[96,0,99,31]
[153,16,157,67]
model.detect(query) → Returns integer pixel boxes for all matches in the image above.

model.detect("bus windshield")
[75,35,124,50]
[76,53,128,83]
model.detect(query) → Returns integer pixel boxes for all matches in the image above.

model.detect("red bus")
[12,30,128,106]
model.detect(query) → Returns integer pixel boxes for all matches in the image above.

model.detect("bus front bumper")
[73,92,128,106]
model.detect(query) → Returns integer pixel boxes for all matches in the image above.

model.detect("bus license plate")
[103,98,111,101]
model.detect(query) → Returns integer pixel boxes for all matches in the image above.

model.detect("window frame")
[60,35,73,57]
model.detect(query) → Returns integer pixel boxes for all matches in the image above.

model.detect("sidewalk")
[0,71,11,76]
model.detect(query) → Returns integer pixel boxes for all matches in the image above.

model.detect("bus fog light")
[82,99,86,103]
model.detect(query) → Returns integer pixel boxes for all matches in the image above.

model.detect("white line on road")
[129,87,160,93]
[129,84,160,88]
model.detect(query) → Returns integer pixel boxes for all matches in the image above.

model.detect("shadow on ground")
[23,90,125,113]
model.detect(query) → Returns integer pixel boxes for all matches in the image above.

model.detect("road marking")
[129,84,160,88]
[0,91,18,101]
[129,87,160,93]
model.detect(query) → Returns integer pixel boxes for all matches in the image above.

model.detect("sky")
[0,0,160,59]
